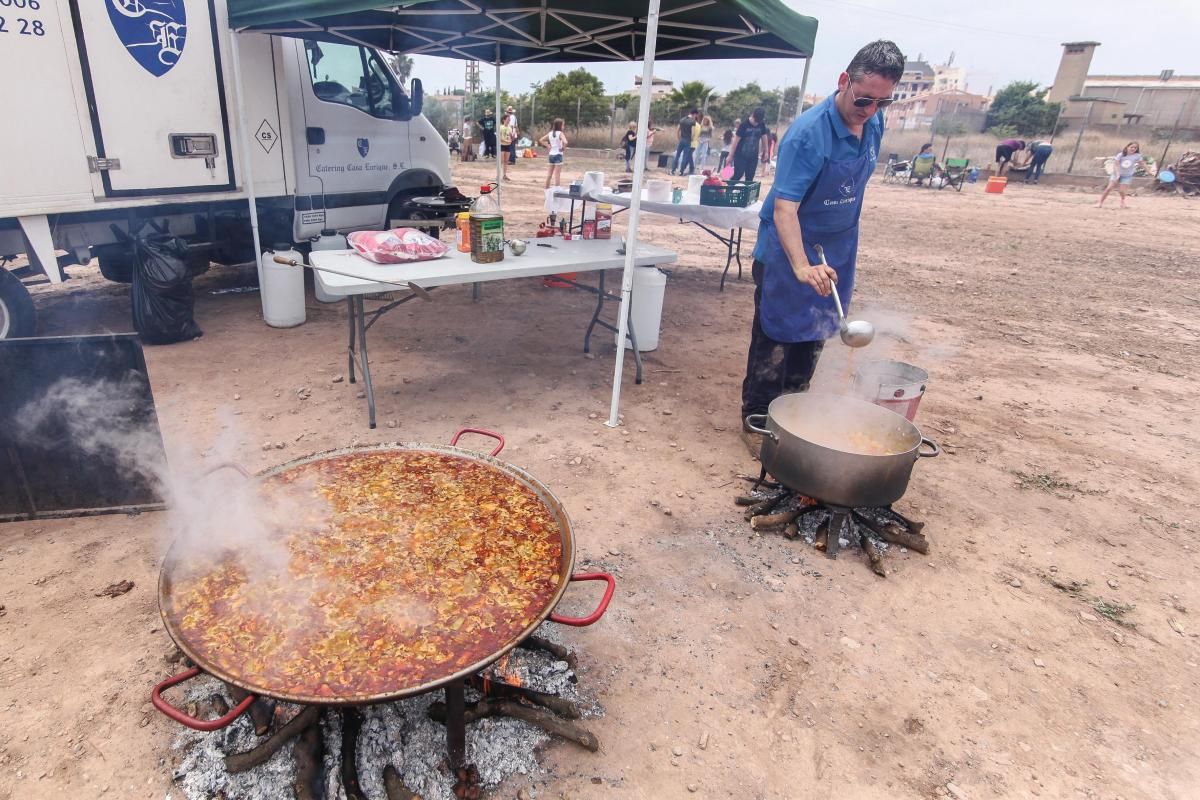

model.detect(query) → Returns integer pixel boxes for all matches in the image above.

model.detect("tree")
[383,53,413,83]
[534,68,609,127]
[668,80,716,116]
[985,81,1061,137]
[716,81,782,126]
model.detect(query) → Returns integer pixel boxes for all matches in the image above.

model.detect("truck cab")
[0,0,452,339]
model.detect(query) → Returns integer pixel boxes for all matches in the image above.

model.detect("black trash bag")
[131,235,202,344]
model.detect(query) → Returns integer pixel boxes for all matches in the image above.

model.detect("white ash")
[168,634,598,800]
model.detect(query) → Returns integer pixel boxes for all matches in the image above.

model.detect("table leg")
[583,270,606,354]
[719,231,736,292]
[735,227,744,280]
[472,282,482,302]
[445,680,466,770]
[625,299,643,385]
[346,297,357,383]
[353,296,377,429]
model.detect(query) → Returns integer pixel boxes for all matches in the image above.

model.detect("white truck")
[0,0,452,338]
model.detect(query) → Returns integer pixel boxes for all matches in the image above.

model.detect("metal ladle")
[813,244,875,348]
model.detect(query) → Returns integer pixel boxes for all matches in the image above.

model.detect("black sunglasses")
[847,83,894,109]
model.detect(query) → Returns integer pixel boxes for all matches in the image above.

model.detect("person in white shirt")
[539,118,568,189]
[504,106,520,165]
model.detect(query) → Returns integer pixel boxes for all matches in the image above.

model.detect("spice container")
[455,212,471,253]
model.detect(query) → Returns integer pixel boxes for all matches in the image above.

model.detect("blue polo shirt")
[753,93,884,261]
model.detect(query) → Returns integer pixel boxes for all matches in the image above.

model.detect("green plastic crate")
[699,181,761,207]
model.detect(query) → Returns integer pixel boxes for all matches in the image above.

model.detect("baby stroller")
[882,154,910,183]
[447,128,462,155]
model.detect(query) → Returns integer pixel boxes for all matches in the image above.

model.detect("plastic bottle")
[472,184,500,214]
[455,212,471,253]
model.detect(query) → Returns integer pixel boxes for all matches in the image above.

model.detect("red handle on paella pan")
[449,427,506,457]
[549,572,616,627]
[151,667,256,731]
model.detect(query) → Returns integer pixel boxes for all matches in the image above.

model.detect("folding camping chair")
[882,154,908,183]
[940,158,969,191]
[908,156,936,186]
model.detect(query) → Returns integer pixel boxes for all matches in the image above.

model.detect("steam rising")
[14,377,329,573]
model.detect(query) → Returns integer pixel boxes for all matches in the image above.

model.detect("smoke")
[13,377,329,577]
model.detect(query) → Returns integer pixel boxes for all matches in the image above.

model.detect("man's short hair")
[688,107,698,115]
[846,40,905,84]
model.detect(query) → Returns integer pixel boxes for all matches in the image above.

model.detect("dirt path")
[2,156,1198,800]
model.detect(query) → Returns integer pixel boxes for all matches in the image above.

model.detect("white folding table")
[309,240,677,428]
[591,191,763,291]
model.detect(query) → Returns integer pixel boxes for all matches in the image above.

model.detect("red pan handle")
[203,462,253,480]
[449,427,506,457]
[550,572,616,627]
[151,667,256,731]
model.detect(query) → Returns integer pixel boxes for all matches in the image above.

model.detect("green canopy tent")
[224,0,818,425]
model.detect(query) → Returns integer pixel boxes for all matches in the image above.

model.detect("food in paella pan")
[162,450,564,702]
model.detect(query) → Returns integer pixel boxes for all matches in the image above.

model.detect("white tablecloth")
[591,191,764,230]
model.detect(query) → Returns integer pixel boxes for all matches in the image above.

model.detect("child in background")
[718,129,733,172]
[540,118,568,189]
[1097,141,1150,208]
[499,119,514,180]
[695,115,714,171]
[620,122,637,173]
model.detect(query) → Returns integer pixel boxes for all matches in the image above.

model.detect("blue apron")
[759,142,875,343]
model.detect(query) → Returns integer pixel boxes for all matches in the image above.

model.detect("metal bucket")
[853,360,928,422]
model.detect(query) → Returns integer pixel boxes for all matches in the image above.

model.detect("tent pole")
[606,0,661,428]
[796,56,812,121]
[495,47,503,201]
[228,31,266,301]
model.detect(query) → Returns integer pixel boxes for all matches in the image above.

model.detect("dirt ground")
[2,153,1199,800]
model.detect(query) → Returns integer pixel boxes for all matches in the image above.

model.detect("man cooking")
[740,40,904,453]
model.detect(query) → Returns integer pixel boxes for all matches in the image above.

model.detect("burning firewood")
[862,536,887,578]
[383,764,421,800]
[227,685,276,736]
[223,705,321,774]
[468,675,582,718]
[518,635,578,670]
[750,509,801,530]
[853,512,929,554]
[428,699,600,752]
[293,719,324,800]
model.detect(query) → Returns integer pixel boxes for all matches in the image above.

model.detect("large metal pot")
[745,393,939,508]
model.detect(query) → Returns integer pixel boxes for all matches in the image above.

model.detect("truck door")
[297,39,411,230]
[70,0,234,196]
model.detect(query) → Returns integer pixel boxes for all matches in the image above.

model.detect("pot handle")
[449,427,505,457]
[549,572,615,627]
[917,437,941,458]
[151,667,256,731]
[743,414,778,442]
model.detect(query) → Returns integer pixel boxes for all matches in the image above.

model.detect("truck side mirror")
[411,79,423,117]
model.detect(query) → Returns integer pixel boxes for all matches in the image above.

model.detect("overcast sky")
[411,0,1199,102]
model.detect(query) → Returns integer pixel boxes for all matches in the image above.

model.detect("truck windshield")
[304,40,410,120]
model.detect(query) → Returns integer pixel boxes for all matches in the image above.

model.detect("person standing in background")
[670,108,699,176]
[620,122,638,173]
[740,40,903,453]
[1025,140,1053,184]
[695,115,714,171]
[729,107,770,182]
[498,117,514,180]
[504,106,520,165]
[1097,141,1151,208]
[460,115,475,162]
[718,129,733,172]
[478,109,497,159]
[540,118,568,189]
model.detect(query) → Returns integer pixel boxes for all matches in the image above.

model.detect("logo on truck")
[106,0,187,78]
[357,138,370,158]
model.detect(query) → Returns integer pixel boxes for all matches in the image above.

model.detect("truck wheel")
[0,268,37,339]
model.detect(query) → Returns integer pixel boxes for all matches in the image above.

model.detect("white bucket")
[310,230,347,303]
[617,266,667,351]
[645,179,671,203]
[261,245,306,328]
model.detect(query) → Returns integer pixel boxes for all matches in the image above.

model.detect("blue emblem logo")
[356,138,370,158]
[106,0,187,78]
[839,178,855,197]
